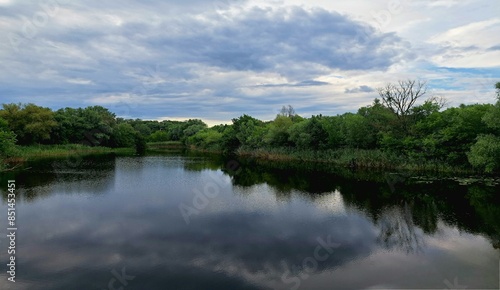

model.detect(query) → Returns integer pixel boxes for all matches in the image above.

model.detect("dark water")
[0,152,499,290]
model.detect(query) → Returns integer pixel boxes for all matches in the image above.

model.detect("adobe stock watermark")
[281,235,340,290]
[101,267,135,290]
[178,160,241,225]
[443,276,467,290]
[369,0,408,32]
[443,257,500,289]
[8,0,67,52]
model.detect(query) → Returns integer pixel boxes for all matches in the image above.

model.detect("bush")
[468,134,500,173]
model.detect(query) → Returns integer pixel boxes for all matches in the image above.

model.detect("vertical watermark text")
[6,180,17,283]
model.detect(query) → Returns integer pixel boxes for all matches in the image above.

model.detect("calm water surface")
[0,152,499,289]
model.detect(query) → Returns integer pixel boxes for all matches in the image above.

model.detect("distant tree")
[496,82,500,99]
[186,128,223,150]
[149,130,169,142]
[279,105,296,118]
[183,122,207,139]
[133,123,152,136]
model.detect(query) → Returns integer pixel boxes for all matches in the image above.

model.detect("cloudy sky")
[0,0,499,125]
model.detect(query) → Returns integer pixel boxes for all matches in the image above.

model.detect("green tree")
[0,117,17,157]
[187,128,223,150]
[183,123,207,140]
[51,106,116,146]
[0,103,57,145]
[133,123,152,137]
[111,123,137,148]
[266,115,293,146]
[339,113,374,148]
[288,115,328,150]
[81,106,116,146]
[149,130,169,142]
[319,116,343,149]
[231,115,264,148]
[416,104,494,164]
[358,99,397,147]
[288,119,311,149]
[468,134,500,173]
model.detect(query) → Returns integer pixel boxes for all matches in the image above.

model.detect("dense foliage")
[186,82,500,173]
[0,103,207,158]
[1,81,499,173]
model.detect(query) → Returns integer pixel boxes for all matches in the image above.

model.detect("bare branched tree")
[279,105,296,118]
[377,80,428,133]
[378,80,427,119]
[426,95,448,110]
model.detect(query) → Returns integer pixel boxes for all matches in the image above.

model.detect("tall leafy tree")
[266,115,293,147]
[468,134,500,173]
[0,103,57,145]
[467,82,500,172]
[52,106,116,146]
[111,123,137,148]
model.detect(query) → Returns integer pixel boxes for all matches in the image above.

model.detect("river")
[0,152,499,289]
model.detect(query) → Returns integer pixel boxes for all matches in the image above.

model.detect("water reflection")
[221,157,500,249]
[0,153,498,289]
[0,155,116,203]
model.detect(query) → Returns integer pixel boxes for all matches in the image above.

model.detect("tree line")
[1,80,499,173]
[0,104,208,156]
[186,81,500,173]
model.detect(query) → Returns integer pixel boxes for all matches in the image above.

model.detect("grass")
[233,147,476,174]
[2,144,133,164]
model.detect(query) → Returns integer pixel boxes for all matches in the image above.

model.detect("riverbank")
[0,144,134,171]
[186,146,480,174]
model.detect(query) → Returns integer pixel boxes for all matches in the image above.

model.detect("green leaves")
[0,103,57,145]
[468,135,500,173]
[0,117,17,157]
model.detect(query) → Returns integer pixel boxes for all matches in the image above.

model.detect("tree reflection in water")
[376,203,425,254]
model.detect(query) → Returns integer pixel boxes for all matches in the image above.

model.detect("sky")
[0,0,499,125]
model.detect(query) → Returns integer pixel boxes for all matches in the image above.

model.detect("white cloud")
[0,0,497,122]
[427,18,500,67]
[66,78,94,85]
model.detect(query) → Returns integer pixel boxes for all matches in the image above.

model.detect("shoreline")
[188,146,484,175]
[0,144,134,171]
[1,142,493,176]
